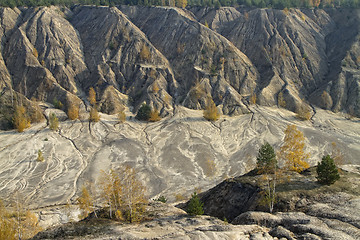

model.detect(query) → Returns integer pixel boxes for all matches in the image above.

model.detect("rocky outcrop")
[195,167,360,239]
[32,202,273,240]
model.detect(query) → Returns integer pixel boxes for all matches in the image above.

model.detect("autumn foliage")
[279,124,310,173]
[13,105,30,132]
[67,104,79,120]
[99,166,147,223]
[203,99,220,121]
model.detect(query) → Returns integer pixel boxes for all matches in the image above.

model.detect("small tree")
[118,110,126,123]
[89,107,100,122]
[99,166,147,223]
[77,185,94,219]
[203,99,220,121]
[136,104,151,121]
[296,102,311,121]
[155,196,167,203]
[149,108,161,122]
[67,103,79,120]
[187,192,204,216]
[139,44,150,61]
[316,155,340,185]
[13,105,30,133]
[279,125,310,173]
[37,150,44,162]
[256,142,277,174]
[49,113,59,131]
[88,87,96,106]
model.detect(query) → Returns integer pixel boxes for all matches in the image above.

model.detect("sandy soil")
[0,106,359,210]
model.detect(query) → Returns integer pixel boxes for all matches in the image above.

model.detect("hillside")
[0,4,360,237]
[1,6,360,131]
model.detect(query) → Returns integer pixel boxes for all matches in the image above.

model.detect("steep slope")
[192,7,332,113]
[120,6,258,115]
[71,6,178,114]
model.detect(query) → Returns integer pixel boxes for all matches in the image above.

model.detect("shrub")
[49,113,59,131]
[140,44,150,61]
[89,107,100,122]
[53,98,64,110]
[155,196,167,203]
[67,104,79,120]
[37,150,44,162]
[136,104,152,121]
[13,105,30,132]
[187,192,204,216]
[316,155,340,185]
[296,103,311,121]
[118,110,126,123]
[88,87,96,106]
[203,99,220,121]
[149,108,161,122]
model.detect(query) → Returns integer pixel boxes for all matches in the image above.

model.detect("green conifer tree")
[187,192,204,216]
[316,155,340,185]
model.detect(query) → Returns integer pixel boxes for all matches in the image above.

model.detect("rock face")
[1,5,360,129]
[32,202,274,240]
[191,7,360,116]
[196,166,360,239]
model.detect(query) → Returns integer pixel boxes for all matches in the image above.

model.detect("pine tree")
[49,113,59,131]
[136,104,152,121]
[279,125,310,173]
[316,155,340,185]
[187,192,204,216]
[256,142,277,174]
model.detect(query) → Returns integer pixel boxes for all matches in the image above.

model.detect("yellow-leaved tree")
[67,103,79,120]
[279,124,310,172]
[13,105,30,133]
[77,185,94,219]
[99,165,147,223]
[203,99,220,121]
[88,87,96,106]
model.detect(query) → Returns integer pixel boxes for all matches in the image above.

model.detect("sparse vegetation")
[149,108,161,122]
[140,44,150,61]
[13,105,30,133]
[278,92,286,108]
[77,185,94,219]
[88,87,96,106]
[67,103,79,120]
[187,192,204,216]
[155,196,167,203]
[316,155,340,185]
[89,107,100,122]
[203,99,220,121]
[296,102,312,121]
[99,166,147,223]
[37,150,44,162]
[49,113,59,131]
[118,109,126,123]
[53,98,64,110]
[0,0,359,9]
